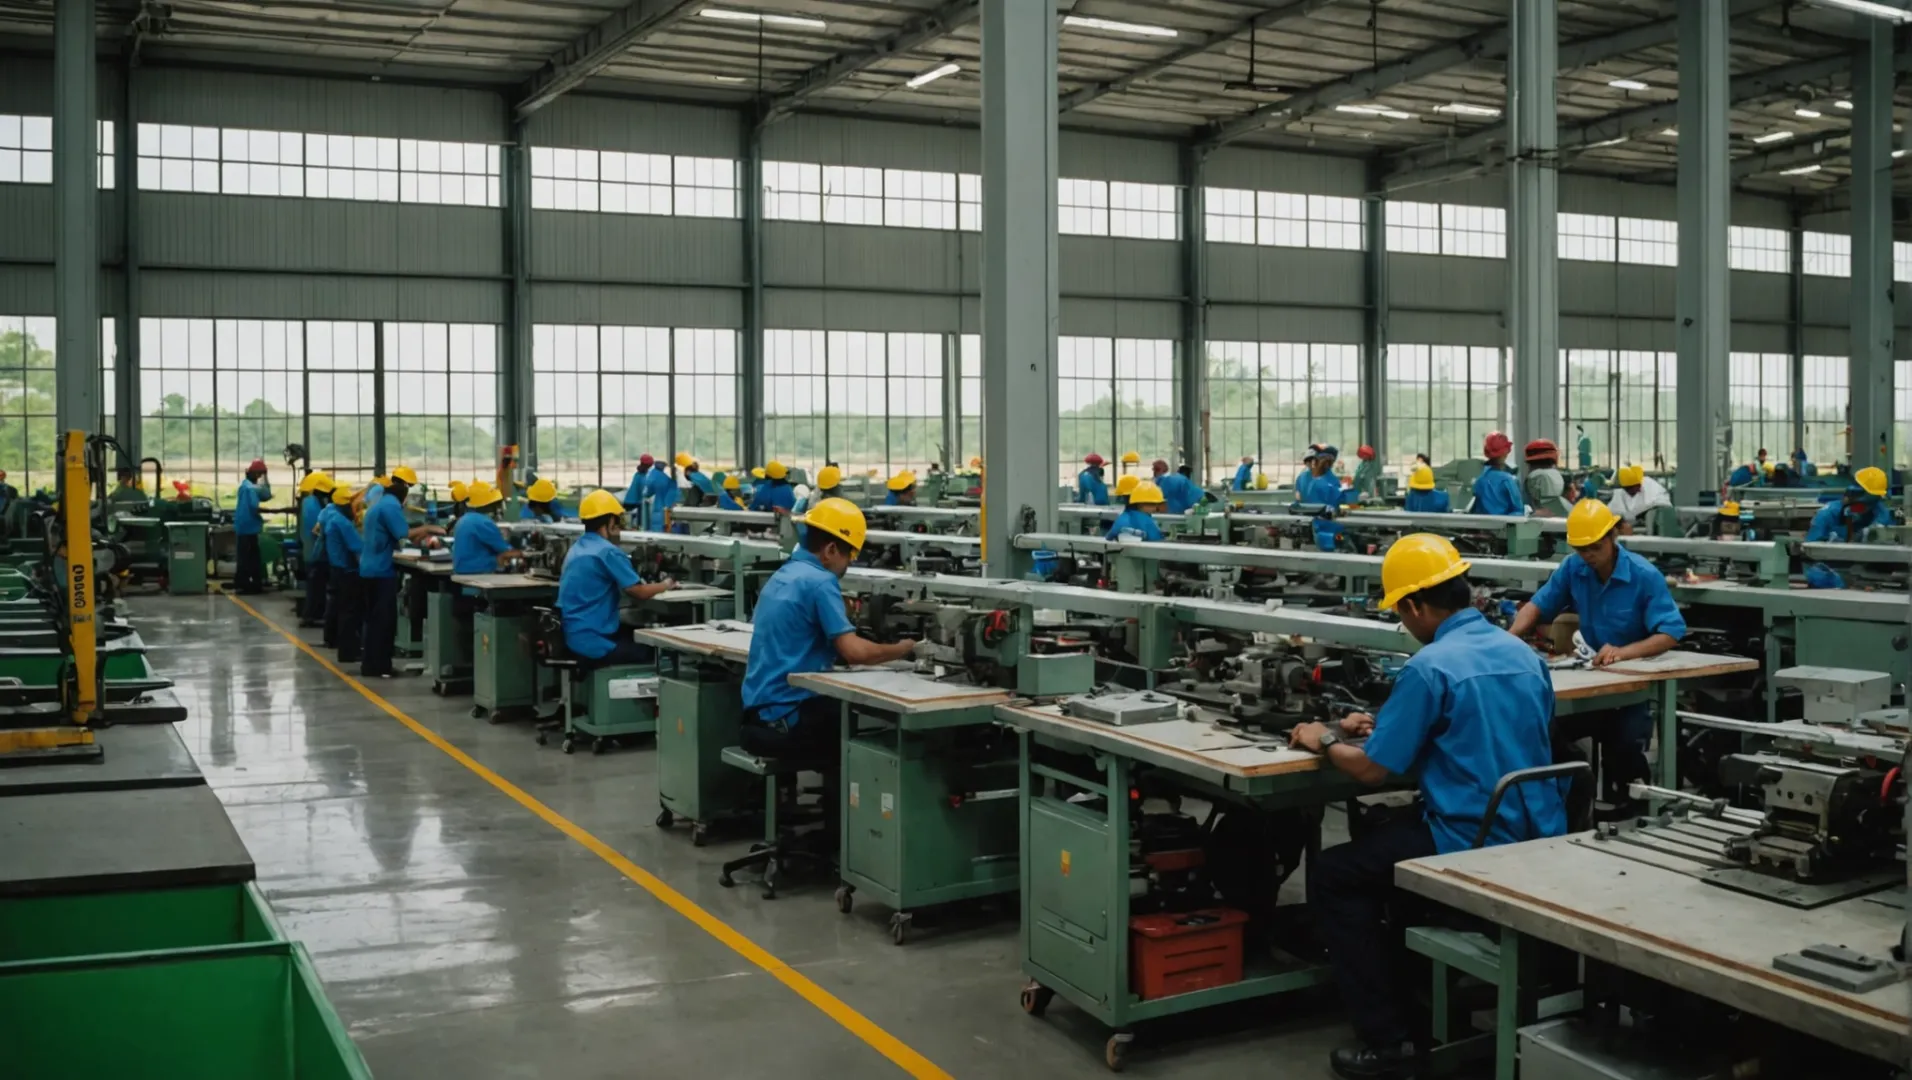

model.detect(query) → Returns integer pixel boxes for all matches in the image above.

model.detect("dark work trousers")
[1553,701,1653,815]
[741,696,843,848]
[581,636,652,669]
[234,533,264,593]
[304,559,330,627]
[360,574,401,676]
[331,567,363,661]
[1308,814,1439,1048]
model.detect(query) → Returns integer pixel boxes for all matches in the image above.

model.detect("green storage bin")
[0,882,283,963]
[0,940,371,1079]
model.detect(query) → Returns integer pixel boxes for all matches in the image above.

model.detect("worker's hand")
[1339,712,1376,737]
[1592,643,1626,668]
[1289,721,1328,752]
[658,577,677,591]
[911,639,937,659]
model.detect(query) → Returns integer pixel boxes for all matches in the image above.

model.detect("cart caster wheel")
[592,738,606,755]
[561,737,575,754]
[432,681,448,697]
[655,808,673,828]
[889,913,911,946]
[719,871,734,888]
[469,706,486,720]
[1104,1032,1133,1072]
[535,732,547,747]
[834,886,854,914]
[1019,982,1054,1018]
[761,857,780,900]
[691,825,709,847]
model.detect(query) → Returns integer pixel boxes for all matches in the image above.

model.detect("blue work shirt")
[884,490,910,506]
[1577,436,1593,470]
[234,478,265,536]
[299,493,325,550]
[1805,499,1880,543]
[1404,489,1451,513]
[620,467,651,508]
[1793,456,1814,480]
[1077,469,1109,506]
[1105,508,1164,542]
[741,547,856,725]
[1364,608,1566,855]
[358,496,409,579]
[1160,472,1200,514]
[557,532,640,660]
[452,512,510,575]
[717,491,746,511]
[319,505,362,571]
[1530,546,1687,652]
[519,503,564,523]
[687,470,716,497]
[750,480,796,513]
[1232,462,1253,491]
[1727,465,1755,488]
[1304,472,1345,551]
[646,469,679,531]
[1471,467,1526,517]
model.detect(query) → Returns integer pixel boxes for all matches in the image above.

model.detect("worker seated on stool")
[884,470,918,506]
[715,473,748,511]
[452,481,519,616]
[1293,534,1563,1080]
[1105,481,1165,541]
[521,477,563,523]
[749,460,797,513]
[1605,463,1670,535]
[1802,467,1890,588]
[1402,464,1448,513]
[1509,500,1684,818]
[557,490,675,667]
[740,499,916,840]
[1112,474,1139,508]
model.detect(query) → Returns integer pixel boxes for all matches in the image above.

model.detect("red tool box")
[1128,908,1249,1001]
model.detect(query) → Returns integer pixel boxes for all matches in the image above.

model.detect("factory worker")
[750,460,797,514]
[1156,461,1201,513]
[646,455,683,532]
[1791,447,1813,481]
[1756,448,1770,471]
[741,498,917,838]
[1077,453,1110,505]
[444,480,469,522]
[1712,501,1745,541]
[884,470,918,507]
[320,483,365,660]
[1295,534,1562,1080]
[1352,445,1381,501]
[1806,467,1889,545]
[1403,464,1449,513]
[1470,432,1525,517]
[233,457,272,595]
[557,490,676,667]
[1576,423,1593,470]
[1605,463,1671,534]
[1726,461,1757,488]
[683,456,717,501]
[1301,445,1346,552]
[359,466,447,679]
[519,477,564,522]
[110,465,147,505]
[0,470,18,515]
[1232,455,1256,492]
[298,473,335,629]
[1294,445,1322,493]
[452,482,517,577]
[1510,500,1685,817]
[1522,439,1572,516]
[791,464,843,544]
[1105,481,1166,542]
[621,454,656,528]
[1113,474,1140,507]
[715,474,748,512]
[1120,450,1141,476]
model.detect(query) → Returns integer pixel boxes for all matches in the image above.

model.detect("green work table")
[397,551,467,693]
[452,572,560,721]
[633,621,755,843]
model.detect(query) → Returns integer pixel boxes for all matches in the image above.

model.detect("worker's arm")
[1508,560,1572,640]
[405,525,446,543]
[1592,632,1677,667]
[623,578,676,602]
[1289,720,1389,785]
[833,631,916,666]
[1592,572,1685,665]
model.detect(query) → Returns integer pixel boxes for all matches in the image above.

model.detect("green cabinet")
[655,669,752,829]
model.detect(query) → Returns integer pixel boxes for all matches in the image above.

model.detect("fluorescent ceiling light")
[1803,0,1912,22]
[1334,104,1414,120]
[1660,128,1679,137]
[1607,78,1650,91]
[1897,149,1907,158]
[1435,103,1501,117]
[1063,15,1178,37]
[1380,110,1416,121]
[1834,99,1854,110]
[1780,164,1823,175]
[1588,137,1628,148]
[906,62,960,89]
[698,7,828,30]
[1795,107,1822,118]
[1752,130,1795,144]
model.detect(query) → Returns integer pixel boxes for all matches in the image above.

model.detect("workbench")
[396,550,464,690]
[1558,651,1760,789]
[625,583,736,624]
[1396,835,1911,1072]
[451,572,560,720]
[635,621,755,838]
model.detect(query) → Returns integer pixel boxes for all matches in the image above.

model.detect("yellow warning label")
[676,717,684,735]
[1061,850,1071,876]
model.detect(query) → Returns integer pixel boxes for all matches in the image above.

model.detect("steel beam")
[1848,18,1895,473]
[1179,144,1207,481]
[1789,200,1805,455]
[980,0,1058,578]
[1362,160,1388,458]
[740,122,766,466]
[1070,0,1342,117]
[514,0,701,119]
[1508,0,1558,460]
[55,0,99,437]
[761,0,980,126]
[1675,0,1731,504]
[502,116,536,471]
[116,48,138,455]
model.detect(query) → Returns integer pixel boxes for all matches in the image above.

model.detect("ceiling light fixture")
[1063,15,1178,38]
[1588,137,1629,148]
[1334,104,1386,115]
[905,62,960,89]
[1608,78,1650,91]
[1780,164,1823,175]
[1795,107,1823,118]
[1897,149,1908,158]
[1435,103,1502,117]
[1660,128,1679,137]
[1835,99,1855,110]
[1752,130,1795,143]
[1802,0,1912,22]
[1381,110,1416,121]
[698,7,828,30]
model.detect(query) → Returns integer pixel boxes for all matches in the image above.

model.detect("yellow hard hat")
[1761,461,1775,476]
[1566,499,1621,547]
[372,475,390,488]
[675,451,694,469]
[1409,465,1436,491]
[526,477,558,502]
[309,472,335,494]
[797,497,867,552]
[466,481,503,510]
[1130,480,1166,505]
[1115,475,1140,497]
[887,470,916,491]
[1718,500,1741,517]
[578,489,623,520]
[1121,451,1140,465]
[751,468,766,480]
[764,460,787,480]
[816,465,842,489]
[1616,464,1644,488]
[1254,473,1269,490]
[296,474,316,495]
[1855,466,1888,497]
[723,474,741,491]
[389,465,419,486]
[331,484,354,506]
[448,480,468,501]
[1379,533,1472,611]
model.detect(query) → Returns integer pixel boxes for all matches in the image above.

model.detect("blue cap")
[1804,563,1845,590]
[1318,444,1340,460]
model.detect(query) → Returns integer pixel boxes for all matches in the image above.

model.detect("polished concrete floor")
[138,590,1353,1078]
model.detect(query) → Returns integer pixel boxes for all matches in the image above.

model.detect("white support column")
[1507,0,1559,467]
[1849,19,1896,472]
[55,0,100,435]
[1674,0,1732,503]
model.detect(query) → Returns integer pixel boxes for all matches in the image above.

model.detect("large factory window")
[1801,355,1849,467]
[1385,345,1504,468]
[382,323,496,490]
[1728,352,1794,465]
[1559,350,1677,471]
[761,330,939,478]
[1206,342,1362,484]
[533,325,739,488]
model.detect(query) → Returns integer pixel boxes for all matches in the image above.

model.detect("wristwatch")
[1317,729,1342,750]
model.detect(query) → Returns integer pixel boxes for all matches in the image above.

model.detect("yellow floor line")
[222,590,953,1080]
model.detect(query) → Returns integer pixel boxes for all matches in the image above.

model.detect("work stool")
[717,745,831,900]
[1407,762,1590,1079]
[528,606,575,748]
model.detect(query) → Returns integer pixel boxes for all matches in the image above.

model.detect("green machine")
[455,572,559,721]
[164,520,210,594]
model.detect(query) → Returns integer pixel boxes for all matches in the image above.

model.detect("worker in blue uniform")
[1300,445,1346,551]
[1470,432,1526,516]
[1402,464,1449,513]
[520,477,563,522]
[749,460,797,513]
[1510,499,1685,818]
[557,490,677,667]
[1077,453,1110,505]
[1295,534,1563,1080]
[233,457,272,594]
[452,481,517,577]
[682,454,717,501]
[298,473,335,628]
[620,454,656,529]
[320,483,364,659]
[1231,455,1255,491]
[1150,460,1200,513]
[715,474,748,511]
[1726,461,1756,488]
[647,455,683,532]
[358,465,447,679]
[1105,481,1166,542]
[1805,467,1889,544]
[1576,423,1593,470]
[1791,447,1814,482]
[1112,474,1138,507]
[884,470,917,506]
[1294,445,1322,493]
[741,499,917,840]
[791,464,843,544]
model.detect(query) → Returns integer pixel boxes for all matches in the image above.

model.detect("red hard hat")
[1357,444,1375,460]
[1152,459,1169,473]
[1084,453,1105,467]
[639,453,654,467]
[1523,439,1559,461]
[247,459,267,473]
[1483,432,1512,459]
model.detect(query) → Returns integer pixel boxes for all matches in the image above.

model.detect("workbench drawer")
[0,881,283,964]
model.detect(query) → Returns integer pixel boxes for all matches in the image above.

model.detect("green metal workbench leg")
[1494,927,1522,1080]
[1656,678,1679,790]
